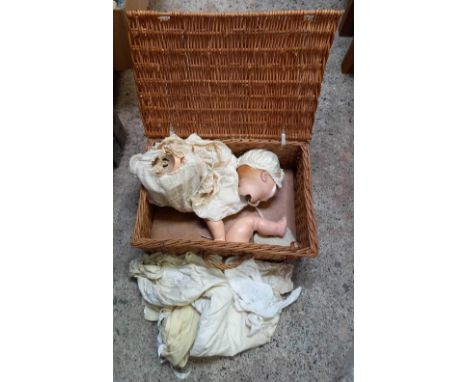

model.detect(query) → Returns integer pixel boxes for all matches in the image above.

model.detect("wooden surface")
[339,0,354,37]
[113,0,149,71]
[341,40,354,74]
[339,0,354,74]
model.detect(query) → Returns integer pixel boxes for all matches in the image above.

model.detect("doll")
[129,134,287,243]
[215,149,287,242]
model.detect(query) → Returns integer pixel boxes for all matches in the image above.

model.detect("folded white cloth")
[129,253,301,371]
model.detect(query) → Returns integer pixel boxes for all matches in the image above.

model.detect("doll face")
[237,165,277,206]
[151,154,183,175]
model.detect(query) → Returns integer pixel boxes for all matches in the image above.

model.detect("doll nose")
[244,194,252,203]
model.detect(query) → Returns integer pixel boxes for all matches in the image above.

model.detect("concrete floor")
[113,1,353,381]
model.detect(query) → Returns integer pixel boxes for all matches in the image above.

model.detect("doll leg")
[226,216,287,243]
[205,219,226,241]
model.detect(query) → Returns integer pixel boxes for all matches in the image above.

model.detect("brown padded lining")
[150,169,296,243]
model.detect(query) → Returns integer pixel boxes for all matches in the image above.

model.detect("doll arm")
[205,220,226,241]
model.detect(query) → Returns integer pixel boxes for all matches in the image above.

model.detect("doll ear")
[260,170,269,182]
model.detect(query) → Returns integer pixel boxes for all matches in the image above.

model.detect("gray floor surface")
[113,1,353,381]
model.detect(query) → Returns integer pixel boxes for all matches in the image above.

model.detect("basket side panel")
[295,143,318,256]
[131,188,153,246]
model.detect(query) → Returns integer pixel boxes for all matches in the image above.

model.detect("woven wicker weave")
[127,10,342,262]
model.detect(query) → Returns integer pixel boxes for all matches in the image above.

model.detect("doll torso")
[191,151,247,221]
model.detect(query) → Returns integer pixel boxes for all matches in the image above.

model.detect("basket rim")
[127,9,344,17]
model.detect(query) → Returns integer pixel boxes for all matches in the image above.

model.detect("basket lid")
[127,10,342,141]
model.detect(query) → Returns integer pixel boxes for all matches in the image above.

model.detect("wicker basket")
[127,10,342,261]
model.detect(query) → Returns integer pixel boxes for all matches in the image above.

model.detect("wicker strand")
[202,255,250,270]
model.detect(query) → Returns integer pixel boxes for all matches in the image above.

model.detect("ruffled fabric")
[129,253,301,372]
[130,134,247,221]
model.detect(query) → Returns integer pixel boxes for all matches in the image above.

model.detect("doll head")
[151,153,183,174]
[146,136,208,208]
[237,149,284,207]
[150,136,189,175]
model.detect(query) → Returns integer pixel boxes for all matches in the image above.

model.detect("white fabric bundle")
[129,253,301,373]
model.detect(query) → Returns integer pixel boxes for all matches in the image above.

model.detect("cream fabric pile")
[129,253,301,374]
